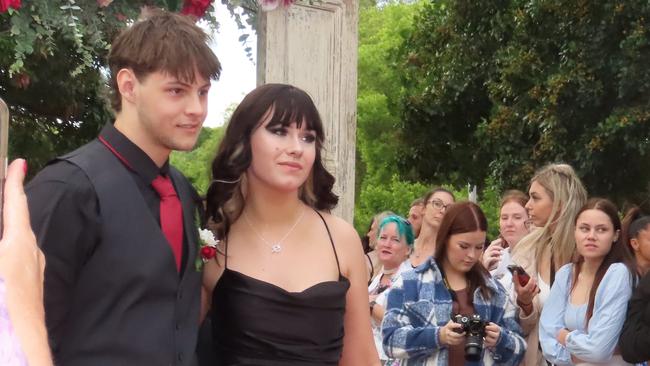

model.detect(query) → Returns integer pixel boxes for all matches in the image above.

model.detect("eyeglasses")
[428,199,449,211]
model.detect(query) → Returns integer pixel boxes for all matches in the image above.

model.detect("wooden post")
[257,0,359,223]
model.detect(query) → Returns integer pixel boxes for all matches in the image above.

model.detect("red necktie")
[151,175,183,272]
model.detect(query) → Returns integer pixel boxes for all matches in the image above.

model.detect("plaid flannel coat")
[382,257,526,365]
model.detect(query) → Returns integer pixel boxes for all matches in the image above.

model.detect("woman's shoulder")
[510,242,537,272]
[602,262,634,283]
[555,263,574,282]
[557,262,574,275]
[313,211,363,265]
[606,262,629,273]
[314,210,359,243]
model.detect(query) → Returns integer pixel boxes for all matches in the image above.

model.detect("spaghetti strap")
[366,253,374,279]
[223,236,229,268]
[314,210,342,276]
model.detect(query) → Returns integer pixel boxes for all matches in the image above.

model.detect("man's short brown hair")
[108,9,222,112]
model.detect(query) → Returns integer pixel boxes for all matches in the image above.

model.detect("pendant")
[271,244,282,253]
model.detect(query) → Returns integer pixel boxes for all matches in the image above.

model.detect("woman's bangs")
[265,92,324,139]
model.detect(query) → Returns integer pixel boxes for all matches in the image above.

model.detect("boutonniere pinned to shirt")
[195,228,219,271]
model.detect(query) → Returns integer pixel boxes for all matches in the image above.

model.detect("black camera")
[452,314,487,361]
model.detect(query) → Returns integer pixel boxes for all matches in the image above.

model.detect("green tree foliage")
[355,175,431,233]
[357,1,421,185]
[399,0,650,206]
[355,1,427,232]
[397,0,511,186]
[171,126,224,195]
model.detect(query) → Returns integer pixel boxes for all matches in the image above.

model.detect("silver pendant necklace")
[243,207,306,254]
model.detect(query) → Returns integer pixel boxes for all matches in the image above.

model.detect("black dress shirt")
[26,123,189,343]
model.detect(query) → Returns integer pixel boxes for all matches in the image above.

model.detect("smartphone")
[507,264,530,286]
[0,97,8,238]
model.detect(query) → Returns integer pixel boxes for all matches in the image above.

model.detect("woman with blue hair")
[368,214,415,364]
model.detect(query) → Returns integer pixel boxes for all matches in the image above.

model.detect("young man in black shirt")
[26,10,221,366]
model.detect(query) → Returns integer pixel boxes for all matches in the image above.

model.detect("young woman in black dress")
[202,83,379,365]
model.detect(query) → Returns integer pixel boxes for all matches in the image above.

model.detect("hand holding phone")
[507,264,531,286]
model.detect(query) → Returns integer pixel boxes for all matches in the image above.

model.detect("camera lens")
[464,334,483,361]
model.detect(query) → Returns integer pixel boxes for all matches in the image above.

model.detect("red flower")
[0,0,21,13]
[200,246,217,261]
[181,0,213,18]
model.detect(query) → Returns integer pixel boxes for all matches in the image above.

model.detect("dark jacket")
[619,270,650,363]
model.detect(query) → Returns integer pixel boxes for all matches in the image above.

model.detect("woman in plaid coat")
[382,202,526,365]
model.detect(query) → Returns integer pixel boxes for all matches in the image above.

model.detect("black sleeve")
[619,272,650,363]
[26,161,100,350]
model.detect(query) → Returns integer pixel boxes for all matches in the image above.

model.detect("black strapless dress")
[211,211,350,365]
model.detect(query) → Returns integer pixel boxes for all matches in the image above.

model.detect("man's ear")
[116,68,138,105]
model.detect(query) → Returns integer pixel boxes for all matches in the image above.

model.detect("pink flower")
[258,0,296,11]
[181,0,213,18]
[97,0,113,8]
[0,0,21,13]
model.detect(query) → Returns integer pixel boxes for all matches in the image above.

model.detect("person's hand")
[571,354,585,364]
[0,159,44,307]
[513,272,539,315]
[483,322,501,348]
[482,239,504,270]
[0,159,52,366]
[439,320,465,346]
[556,328,569,346]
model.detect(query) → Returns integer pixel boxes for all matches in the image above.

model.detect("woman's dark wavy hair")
[205,83,338,238]
[433,201,492,299]
[571,198,636,327]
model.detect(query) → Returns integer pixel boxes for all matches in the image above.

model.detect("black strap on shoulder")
[314,210,342,276]
[366,253,374,280]
[223,235,229,268]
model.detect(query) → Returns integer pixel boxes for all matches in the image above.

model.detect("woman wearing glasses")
[409,188,455,267]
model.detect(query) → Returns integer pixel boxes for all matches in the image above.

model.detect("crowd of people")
[2,7,650,366]
[363,165,650,365]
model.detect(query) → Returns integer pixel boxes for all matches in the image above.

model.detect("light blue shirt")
[539,262,633,365]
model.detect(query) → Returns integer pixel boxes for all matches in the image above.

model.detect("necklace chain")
[243,207,306,254]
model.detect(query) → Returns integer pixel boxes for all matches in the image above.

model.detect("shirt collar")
[99,123,169,185]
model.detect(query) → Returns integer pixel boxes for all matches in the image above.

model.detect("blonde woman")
[510,163,587,366]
